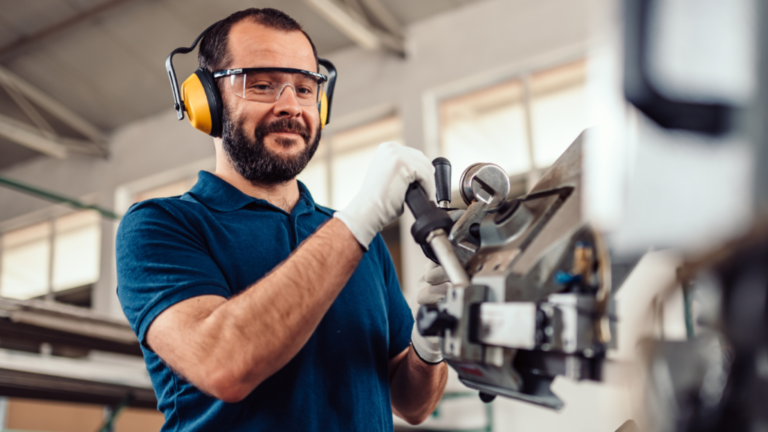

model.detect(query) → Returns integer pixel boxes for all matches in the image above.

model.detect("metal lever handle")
[405,182,470,287]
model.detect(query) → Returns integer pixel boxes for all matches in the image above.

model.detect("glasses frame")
[213,67,327,82]
[213,67,329,105]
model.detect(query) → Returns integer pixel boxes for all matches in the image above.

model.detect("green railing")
[0,175,120,220]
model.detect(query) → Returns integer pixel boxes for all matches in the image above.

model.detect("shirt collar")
[187,171,333,217]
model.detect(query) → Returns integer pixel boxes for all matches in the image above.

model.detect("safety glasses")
[213,67,328,106]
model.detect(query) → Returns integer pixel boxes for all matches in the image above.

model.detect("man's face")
[220,21,322,184]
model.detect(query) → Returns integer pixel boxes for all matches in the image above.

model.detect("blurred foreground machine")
[621,0,768,429]
[407,131,616,409]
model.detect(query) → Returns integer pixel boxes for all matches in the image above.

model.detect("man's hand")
[411,261,452,365]
[334,141,436,249]
[389,261,450,424]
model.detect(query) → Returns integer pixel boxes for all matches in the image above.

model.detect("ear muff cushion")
[181,69,223,137]
[319,91,328,129]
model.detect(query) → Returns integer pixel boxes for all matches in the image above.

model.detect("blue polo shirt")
[116,171,414,432]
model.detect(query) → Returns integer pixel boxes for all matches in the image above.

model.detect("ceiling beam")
[358,0,404,37]
[0,65,107,146]
[0,114,67,159]
[304,0,405,55]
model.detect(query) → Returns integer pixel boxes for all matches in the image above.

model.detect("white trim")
[0,348,151,389]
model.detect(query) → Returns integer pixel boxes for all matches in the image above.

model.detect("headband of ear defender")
[165,22,337,137]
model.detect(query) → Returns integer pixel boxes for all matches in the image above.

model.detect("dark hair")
[198,8,319,74]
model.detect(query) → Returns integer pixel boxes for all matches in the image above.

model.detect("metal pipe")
[427,229,470,287]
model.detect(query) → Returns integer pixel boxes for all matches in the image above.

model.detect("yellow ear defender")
[166,23,337,137]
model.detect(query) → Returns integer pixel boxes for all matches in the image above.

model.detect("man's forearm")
[148,218,364,401]
[390,346,448,425]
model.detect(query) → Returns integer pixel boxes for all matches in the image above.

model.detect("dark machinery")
[405,131,615,409]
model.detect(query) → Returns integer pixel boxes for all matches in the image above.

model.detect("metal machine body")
[412,131,615,409]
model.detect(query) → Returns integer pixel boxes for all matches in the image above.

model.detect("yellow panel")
[181,74,213,135]
[6,398,103,432]
[115,407,165,432]
[319,91,328,129]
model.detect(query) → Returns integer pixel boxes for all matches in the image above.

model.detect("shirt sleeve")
[116,201,230,347]
[371,235,414,359]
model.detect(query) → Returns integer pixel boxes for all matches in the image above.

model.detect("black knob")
[432,157,452,205]
[479,392,496,403]
[416,304,458,336]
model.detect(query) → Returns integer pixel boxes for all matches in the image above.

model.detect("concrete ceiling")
[0,0,481,169]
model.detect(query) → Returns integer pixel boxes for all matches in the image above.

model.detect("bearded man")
[116,8,447,432]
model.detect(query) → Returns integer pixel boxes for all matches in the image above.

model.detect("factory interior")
[0,0,764,431]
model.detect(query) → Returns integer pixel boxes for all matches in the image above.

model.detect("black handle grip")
[405,182,432,219]
[405,182,454,246]
[417,304,457,336]
[432,157,452,204]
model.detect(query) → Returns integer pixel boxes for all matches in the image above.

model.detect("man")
[116,8,447,431]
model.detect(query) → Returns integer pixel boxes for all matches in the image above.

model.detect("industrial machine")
[405,131,615,409]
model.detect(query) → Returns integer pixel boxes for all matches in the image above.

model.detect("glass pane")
[297,146,329,207]
[330,116,402,209]
[440,79,530,187]
[53,211,101,292]
[332,145,380,210]
[1,222,51,299]
[530,60,589,168]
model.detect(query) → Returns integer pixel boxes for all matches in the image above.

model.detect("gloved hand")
[416,260,451,305]
[411,261,453,364]
[334,141,435,250]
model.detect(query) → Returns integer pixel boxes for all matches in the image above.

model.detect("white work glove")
[334,141,436,250]
[416,260,451,306]
[411,261,453,364]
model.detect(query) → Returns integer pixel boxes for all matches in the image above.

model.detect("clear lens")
[228,71,324,106]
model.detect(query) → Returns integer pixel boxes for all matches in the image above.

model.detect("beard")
[221,113,321,185]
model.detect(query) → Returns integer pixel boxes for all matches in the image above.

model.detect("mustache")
[255,118,311,144]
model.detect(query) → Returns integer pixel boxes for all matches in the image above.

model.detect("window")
[297,144,329,207]
[530,60,588,168]
[441,80,531,187]
[297,116,404,284]
[0,210,101,304]
[439,59,589,189]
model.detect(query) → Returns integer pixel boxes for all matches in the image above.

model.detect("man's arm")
[145,142,436,403]
[389,346,448,424]
[147,218,362,402]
